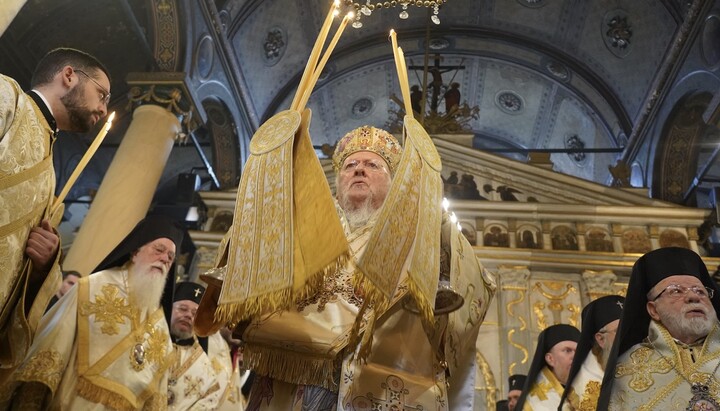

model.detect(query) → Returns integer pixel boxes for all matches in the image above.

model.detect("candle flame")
[333,9,340,16]
[347,11,355,19]
[107,111,116,126]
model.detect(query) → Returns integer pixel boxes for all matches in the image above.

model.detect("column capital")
[582,270,618,299]
[497,265,530,287]
[126,72,206,138]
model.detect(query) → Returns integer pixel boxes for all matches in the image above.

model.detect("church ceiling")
[1,0,718,203]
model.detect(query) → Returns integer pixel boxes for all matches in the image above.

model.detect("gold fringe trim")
[405,273,436,333]
[347,273,435,362]
[76,377,137,411]
[214,252,350,327]
[346,276,389,362]
[244,344,340,391]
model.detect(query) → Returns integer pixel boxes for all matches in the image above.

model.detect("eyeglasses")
[341,159,388,174]
[74,68,111,105]
[173,304,197,317]
[652,284,715,301]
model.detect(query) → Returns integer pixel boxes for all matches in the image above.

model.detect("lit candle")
[53,111,116,211]
[292,0,339,110]
[442,197,449,212]
[298,12,353,110]
[389,30,409,115]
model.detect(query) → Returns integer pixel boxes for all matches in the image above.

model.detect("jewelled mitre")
[332,126,402,173]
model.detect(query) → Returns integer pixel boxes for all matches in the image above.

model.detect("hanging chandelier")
[343,0,449,28]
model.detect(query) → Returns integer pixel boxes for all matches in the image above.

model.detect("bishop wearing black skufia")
[167,281,224,409]
[515,324,580,411]
[3,215,184,410]
[597,247,720,410]
[507,374,526,411]
[559,295,624,410]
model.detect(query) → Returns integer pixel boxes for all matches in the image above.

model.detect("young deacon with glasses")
[0,47,111,381]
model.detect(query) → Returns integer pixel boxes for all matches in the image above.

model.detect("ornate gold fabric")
[207,332,245,411]
[0,74,61,375]
[609,321,720,410]
[216,108,349,326]
[356,116,443,349]
[2,268,172,410]
[524,367,565,411]
[243,215,494,410]
[240,221,379,390]
[168,340,222,410]
[563,352,604,411]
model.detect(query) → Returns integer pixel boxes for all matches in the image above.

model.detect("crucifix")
[408,53,465,116]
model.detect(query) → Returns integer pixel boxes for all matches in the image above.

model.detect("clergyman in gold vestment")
[559,295,624,411]
[0,47,111,380]
[598,247,720,410]
[0,216,183,410]
[515,324,580,411]
[228,126,496,410]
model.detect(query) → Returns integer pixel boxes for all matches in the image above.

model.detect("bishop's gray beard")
[171,324,193,340]
[127,267,167,312]
[657,302,718,343]
[342,197,381,231]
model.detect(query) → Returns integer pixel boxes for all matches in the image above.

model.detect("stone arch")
[652,92,713,204]
[516,224,542,249]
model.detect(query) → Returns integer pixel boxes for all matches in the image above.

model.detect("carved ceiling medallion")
[603,9,633,58]
[351,97,375,118]
[544,59,570,82]
[495,91,524,114]
[428,37,451,50]
[263,26,286,66]
[565,134,588,165]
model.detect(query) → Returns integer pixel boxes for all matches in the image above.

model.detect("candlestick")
[292,0,339,110]
[298,12,353,111]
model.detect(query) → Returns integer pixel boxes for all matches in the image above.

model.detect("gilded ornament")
[79,284,132,335]
[615,346,673,392]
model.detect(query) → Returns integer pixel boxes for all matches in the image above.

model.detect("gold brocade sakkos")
[1,268,172,410]
[0,74,62,382]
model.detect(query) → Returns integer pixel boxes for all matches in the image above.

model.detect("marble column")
[0,1,27,35]
[63,104,181,275]
[496,266,531,377]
